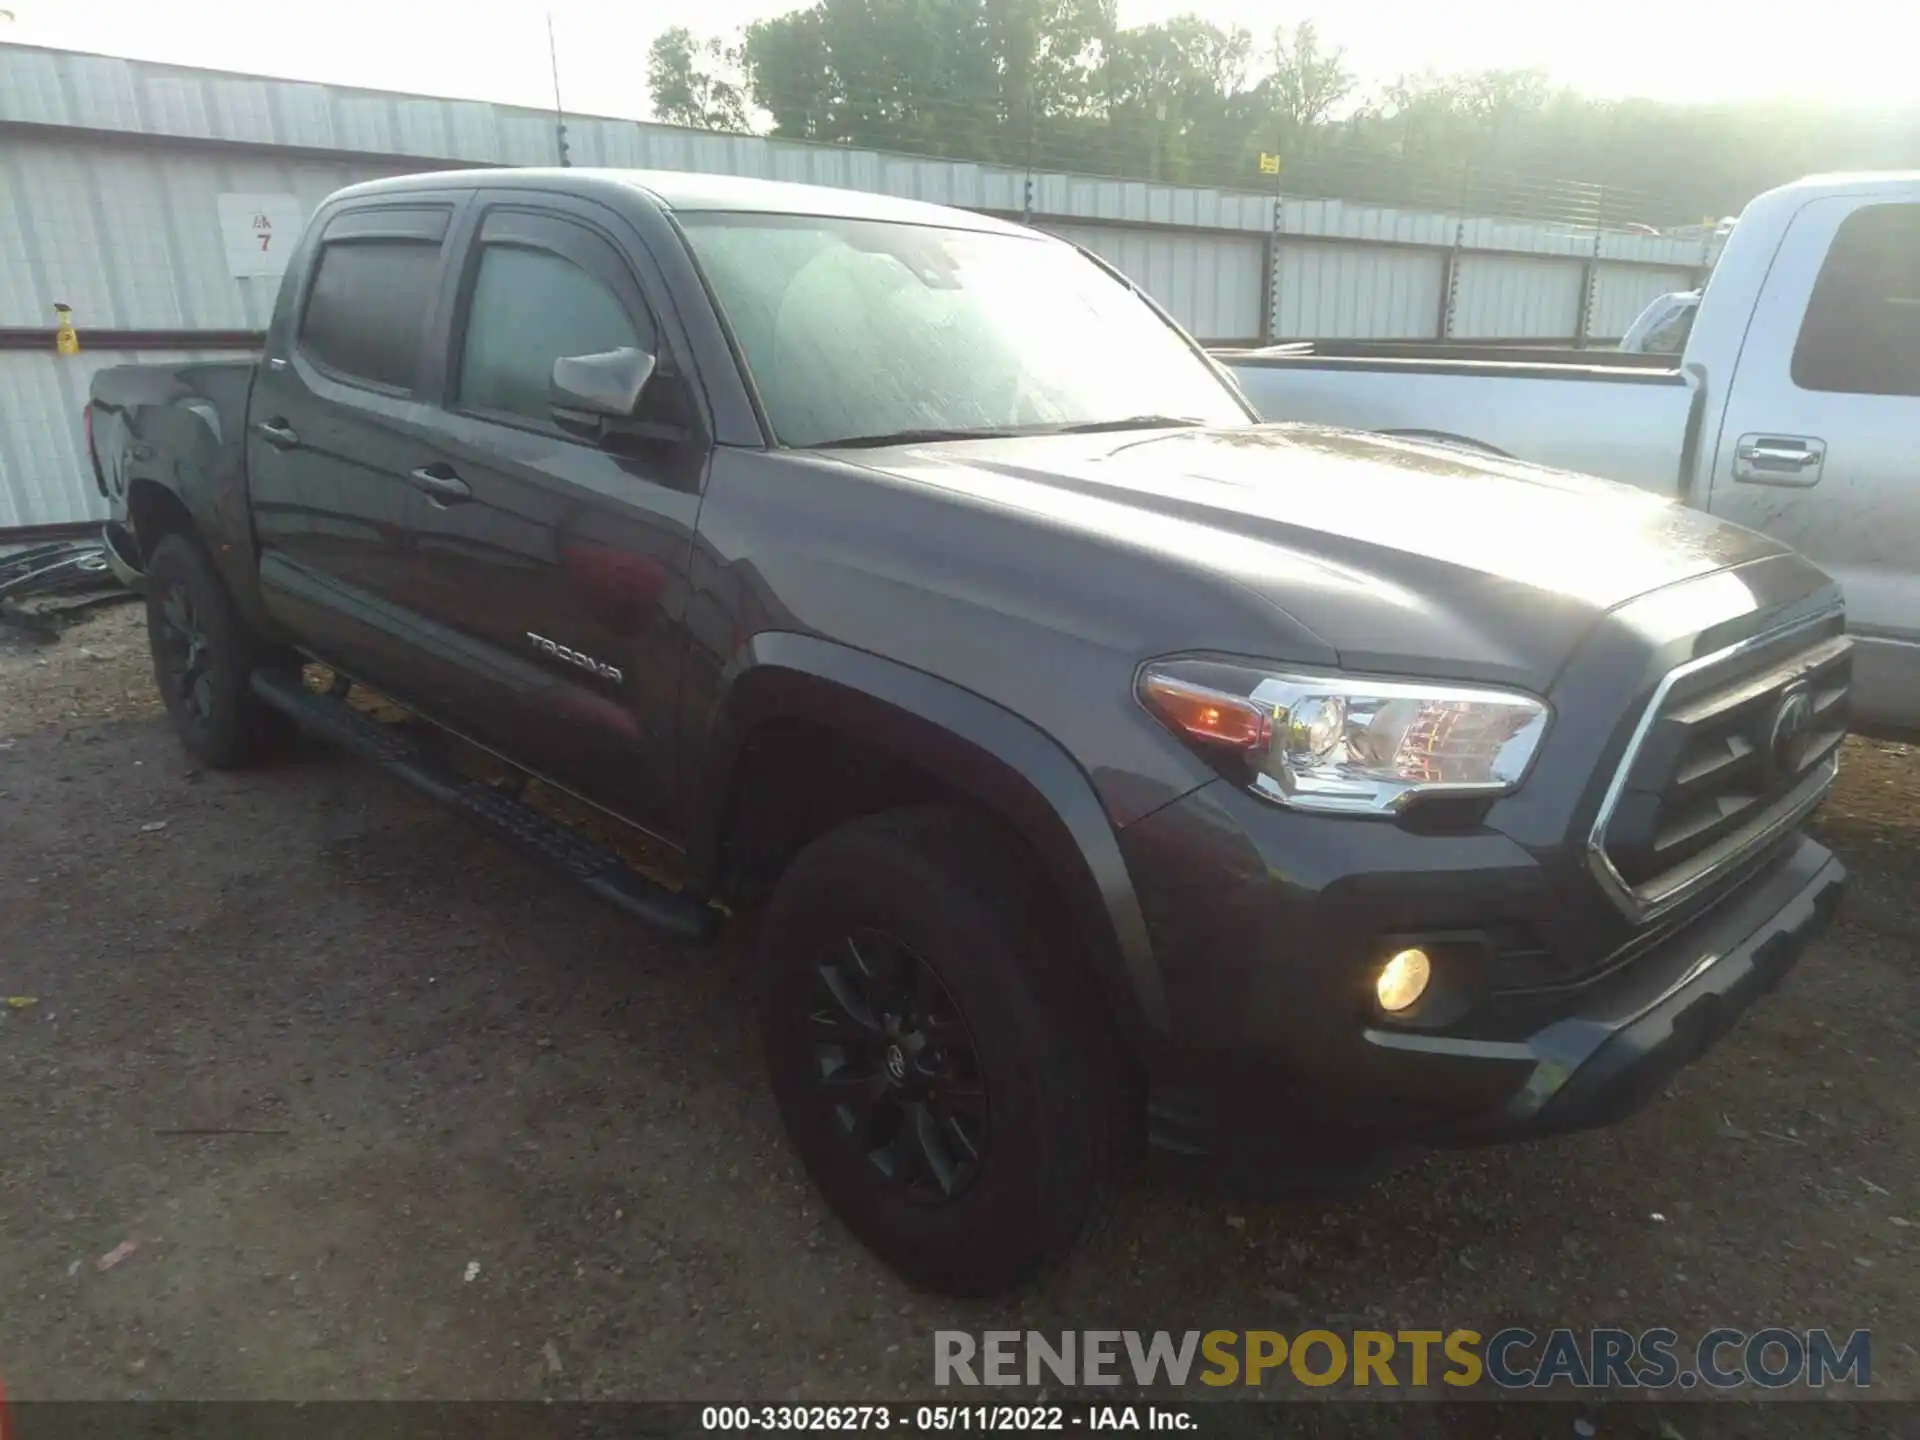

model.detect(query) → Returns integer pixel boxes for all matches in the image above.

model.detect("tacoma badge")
[527,631,623,684]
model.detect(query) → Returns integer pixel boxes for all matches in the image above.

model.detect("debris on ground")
[96,1240,139,1272]
[140,821,169,833]
[463,1261,481,1283]
[0,540,135,644]
[543,1340,563,1375]
[5,996,37,1009]
[0,605,163,736]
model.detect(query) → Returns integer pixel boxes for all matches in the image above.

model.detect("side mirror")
[550,346,657,424]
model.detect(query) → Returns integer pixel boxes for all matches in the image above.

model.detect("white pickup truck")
[1218,173,1920,737]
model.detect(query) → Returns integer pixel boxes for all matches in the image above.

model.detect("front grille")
[1590,612,1850,919]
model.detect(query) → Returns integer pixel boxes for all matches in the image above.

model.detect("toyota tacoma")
[86,168,1850,1295]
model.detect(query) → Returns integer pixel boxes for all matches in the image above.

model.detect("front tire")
[144,532,297,768]
[760,807,1116,1295]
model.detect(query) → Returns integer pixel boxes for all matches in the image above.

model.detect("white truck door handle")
[1734,435,1826,486]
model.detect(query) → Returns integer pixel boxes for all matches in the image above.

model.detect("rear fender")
[102,366,271,629]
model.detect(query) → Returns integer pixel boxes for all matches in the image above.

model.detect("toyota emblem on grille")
[1766,683,1816,780]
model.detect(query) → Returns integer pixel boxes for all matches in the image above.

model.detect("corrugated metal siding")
[1450,253,1586,339]
[0,43,1721,528]
[0,134,411,330]
[0,348,249,528]
[1040,223,1265,341]
[1271,242,1445,339]
[1279,197,1454,249]
[1587,262,1699,342]
[0,43,1707,264]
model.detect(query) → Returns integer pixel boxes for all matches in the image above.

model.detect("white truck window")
[1791,202,1920,398]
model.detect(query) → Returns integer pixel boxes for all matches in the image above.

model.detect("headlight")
[1138,659,1549,815]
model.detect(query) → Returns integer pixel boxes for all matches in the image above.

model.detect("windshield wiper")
[1042,415,1208,435]
[810,426,1030,449]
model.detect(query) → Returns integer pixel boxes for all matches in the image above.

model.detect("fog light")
[1376,948,1432,1012]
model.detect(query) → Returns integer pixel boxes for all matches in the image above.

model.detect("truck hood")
[840,423,1787,688]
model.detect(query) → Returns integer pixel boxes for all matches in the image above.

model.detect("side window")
[1791,202,1920,398]
[299,239,441,390]
[457,245,651,424]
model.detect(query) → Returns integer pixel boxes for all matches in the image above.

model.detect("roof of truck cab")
[328,167,1040,237]
[1756,172,1920,206]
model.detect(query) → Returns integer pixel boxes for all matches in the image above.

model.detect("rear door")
[398,194,708,838]
[1706,194,1920,731]
[248,198,466,698]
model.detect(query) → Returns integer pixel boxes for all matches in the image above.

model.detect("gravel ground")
[2,605,1917,1419]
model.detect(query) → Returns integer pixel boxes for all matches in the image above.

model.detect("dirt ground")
[2,604,1917,1418]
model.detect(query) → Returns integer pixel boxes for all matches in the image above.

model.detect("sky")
[1,0,1905,121]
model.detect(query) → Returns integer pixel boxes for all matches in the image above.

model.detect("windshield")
[677,213,1250,447]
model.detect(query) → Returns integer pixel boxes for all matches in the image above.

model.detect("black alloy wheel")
[155,578,216,724]
[809,927,988,1203]
[142,531,298,768]
[760,807,1117,1295]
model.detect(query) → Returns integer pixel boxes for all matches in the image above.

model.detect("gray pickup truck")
[1221,173,1920,738]
[86,168,1849,1295]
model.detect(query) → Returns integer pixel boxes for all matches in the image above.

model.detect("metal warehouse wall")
[0,136,416,331]
[1587,261,1697,341]
[1271,243,1445,339]
[1039,222,1267,344]
[0,42,1712,528]
[1450,253,1587,340]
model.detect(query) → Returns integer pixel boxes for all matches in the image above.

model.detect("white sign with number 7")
[216,193,309,278]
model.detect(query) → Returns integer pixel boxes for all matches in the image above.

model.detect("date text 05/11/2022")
[700,1405,1196,1431]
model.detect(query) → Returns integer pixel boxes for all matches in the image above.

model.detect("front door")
[1706,193,1920,733]
[399,198,708,839]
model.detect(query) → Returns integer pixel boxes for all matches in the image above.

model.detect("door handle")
[255,419,301,450]
[1733,435,1826,487]
[406,464,473,505]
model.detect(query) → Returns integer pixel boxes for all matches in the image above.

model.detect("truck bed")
[1213,343,1699,497]
[1216,339,1682,372]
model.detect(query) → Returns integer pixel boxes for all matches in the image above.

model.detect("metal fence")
[0,43,1712,529]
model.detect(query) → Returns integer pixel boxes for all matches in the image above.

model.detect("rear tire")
[759,806,1116,1295]
[144,532,298,769]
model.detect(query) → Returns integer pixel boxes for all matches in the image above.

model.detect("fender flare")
[688,631,1169,1038]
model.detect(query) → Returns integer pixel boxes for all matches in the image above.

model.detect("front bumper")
[1365,833,1842,1143]
[1117,779,1844,1181]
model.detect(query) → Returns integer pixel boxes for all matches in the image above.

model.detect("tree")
[647,25,749,131]
[1372,67,1550,161]
[1260,21,1352,137]
[1099,17,1257,181]
[654,2,1920,222]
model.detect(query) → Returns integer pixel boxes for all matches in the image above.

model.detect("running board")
[250,669,718,941]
